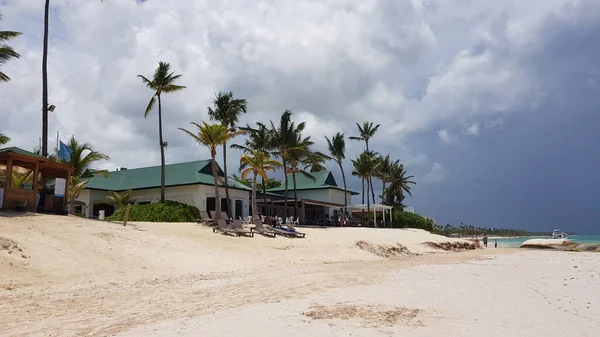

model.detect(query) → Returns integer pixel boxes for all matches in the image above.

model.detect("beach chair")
[197,211,213,225]
[270,225,306,238]
[251,219,277,237]
[212,219,239,236]
[231,219,254,237]
[220,211,232,223]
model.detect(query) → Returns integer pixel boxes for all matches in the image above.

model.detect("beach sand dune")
[2,214,596,336]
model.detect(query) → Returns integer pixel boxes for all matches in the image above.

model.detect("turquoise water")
[492,235,600,248]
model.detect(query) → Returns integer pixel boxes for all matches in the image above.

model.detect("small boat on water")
[520,229,574,249]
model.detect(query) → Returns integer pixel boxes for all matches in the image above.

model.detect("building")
[77,160,251,219]
[265,171,359,223]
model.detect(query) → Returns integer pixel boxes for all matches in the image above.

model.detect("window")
[206,197,216,212]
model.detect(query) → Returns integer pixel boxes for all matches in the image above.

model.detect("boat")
[520,229,574,249]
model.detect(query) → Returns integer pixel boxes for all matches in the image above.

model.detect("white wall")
[77,184,250,219]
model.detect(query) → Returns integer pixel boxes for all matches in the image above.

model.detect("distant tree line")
[434,224,560,237]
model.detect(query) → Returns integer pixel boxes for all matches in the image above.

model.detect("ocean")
[492,235,600,248]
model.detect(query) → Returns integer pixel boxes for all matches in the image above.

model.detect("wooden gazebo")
[0,147,74,213]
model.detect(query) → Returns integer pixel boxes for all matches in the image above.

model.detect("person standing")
[494,239,498,248]
[483,235,488,248]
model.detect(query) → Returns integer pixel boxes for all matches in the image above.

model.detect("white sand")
[1,214,597,336]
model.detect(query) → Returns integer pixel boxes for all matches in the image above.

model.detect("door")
[235,200,242,219]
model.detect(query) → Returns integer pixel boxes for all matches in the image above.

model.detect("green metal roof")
[267,171,359,195]
[0,147,46,159]
[83,160,251,192]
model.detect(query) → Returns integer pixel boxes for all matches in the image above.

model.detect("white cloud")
[422,163,447,183]
[438,129,454,144]
[464,123,480,136]
[484,118,504,129]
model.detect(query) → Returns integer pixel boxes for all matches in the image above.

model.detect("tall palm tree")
[138,61,186,203]
[268,110,307,220]
[325,132,347,214]
[0,133,10,146]
[286,134,314,221]
[382,163,416,208]
[179,122,244,220]
[207,91,248,217]
[231,122,272,214]
[375,155,398,204]
[0,13,22,82]
[351,151,379,223]
[302,151,330,173]
[349,122,380,204]
[239,150,281,222]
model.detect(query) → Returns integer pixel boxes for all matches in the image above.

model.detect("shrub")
[390,210,433,231]
[106,200,200,223]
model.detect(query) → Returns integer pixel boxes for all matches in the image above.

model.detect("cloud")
[422,163,447,183]
[438,129,454,144]
[463,123,480,136]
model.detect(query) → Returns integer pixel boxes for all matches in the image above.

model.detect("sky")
[1,0,599,233]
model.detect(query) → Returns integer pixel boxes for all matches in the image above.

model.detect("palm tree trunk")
[222,142,231,218]
[366,176,371,225]
[292,170,298,221]
[338,161,347,216]
[262,176,267,216]
[251,173,259,222]
[282,159,288,219]
[211,154,221,220]
[381,181,386,204]
[369,177,376,204]
[361,178,365,223]
[41,0,50,157]
[157,94,166,203]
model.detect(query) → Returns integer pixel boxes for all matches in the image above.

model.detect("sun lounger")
[197,211,214,225]
[250,219,277,237]
[270,225,306,238]
[213,219,239,236]
[231,219,254,237]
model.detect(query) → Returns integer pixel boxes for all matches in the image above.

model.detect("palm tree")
[106,190,134,210]
[11,171,33,189]
[302,151,330,173]
[0,13,22,82]
[0,133,10,146]
[268,110,307,220]
[231,122,272,215]
[51,135,110,213]
[351,151,379,224]
[375,155,398,204]
[239,150,281,222]
[325,132,347,214]
[382,163,416,208]
[179,122,245,220]
[349,122,380,204]
[286,134,315,221]
[138,61,186,203]
[207,91,248,217]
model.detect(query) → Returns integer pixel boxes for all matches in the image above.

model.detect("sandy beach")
[1,213,598,337]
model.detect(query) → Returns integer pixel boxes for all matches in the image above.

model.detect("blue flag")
[59,141,72,161]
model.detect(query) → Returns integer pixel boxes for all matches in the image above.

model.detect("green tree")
[325,132,348,214]
[138,61,186,203]
[231,122,273,214]
[0,133,10,145]
[207,91,248,217]
[375,155,398,204]
[0,13,22,82]
[351,151,379,222]
[179,122,244,220]
[286,133,315,221]
[268,110,307,220]
[349,122,380,204]
[382,163,416,208]
[239,150,281,221]
[302,151,330,173]
[106,190,134,210]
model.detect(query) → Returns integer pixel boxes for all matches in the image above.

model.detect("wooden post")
[33,160,39,212]
[123,203,132,227]
[2,156,13,209]
[64,169,71,209]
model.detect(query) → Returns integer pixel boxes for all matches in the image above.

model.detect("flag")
[59,141,72,161]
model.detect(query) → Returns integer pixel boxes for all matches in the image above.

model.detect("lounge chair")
[197,211,213,225]
[251,219,277,237]
[213,219,239,236]
[270,225,306,238]
[231,219,254,237]
[220,211,231,222]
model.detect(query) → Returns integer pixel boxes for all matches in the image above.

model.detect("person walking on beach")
[483,235,488,248]
[494,240,498,248]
